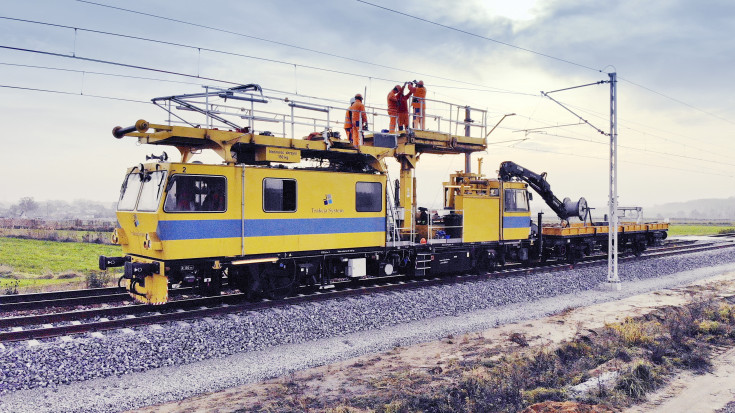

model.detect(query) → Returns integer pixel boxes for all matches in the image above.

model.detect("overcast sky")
[1,0,734,214]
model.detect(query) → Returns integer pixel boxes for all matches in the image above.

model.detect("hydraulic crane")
[498,161,588,223]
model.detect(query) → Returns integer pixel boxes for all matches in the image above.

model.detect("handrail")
[154,85,488,141]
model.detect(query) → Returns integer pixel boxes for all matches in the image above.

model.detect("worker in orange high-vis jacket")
[387,84,401,133]
[344,97,355,143]
[410,80,426,129]
[397,82,413,132]
[350,94,367,147]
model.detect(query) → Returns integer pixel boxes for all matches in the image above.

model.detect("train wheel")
[633,241,645,257]
[474,255,488,275]
[262,265,295,300]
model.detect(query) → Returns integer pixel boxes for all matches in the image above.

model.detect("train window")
[504,189,529,212]
[356,182,382,212]
[263,178,297,212]
[164,175,227,213]
[137,171,168,212]
[117,172,142,211]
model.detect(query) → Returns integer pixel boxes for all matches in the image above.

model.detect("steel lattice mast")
[608,72,620,289]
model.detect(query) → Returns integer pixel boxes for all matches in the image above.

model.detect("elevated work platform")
[116,119,486,172]
[114,84,492,235]
[113,84,489,172]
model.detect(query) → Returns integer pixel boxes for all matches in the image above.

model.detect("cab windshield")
[117,170,168,212]
[117,173,142,211]
[138,171,168,212]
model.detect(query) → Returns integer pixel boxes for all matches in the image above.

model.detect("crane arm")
[498,161,587,221]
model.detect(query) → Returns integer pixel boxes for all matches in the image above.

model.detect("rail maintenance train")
[98,85,668,304]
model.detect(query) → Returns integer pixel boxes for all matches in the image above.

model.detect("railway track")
[0,286,196,313]
[1,240,732,344]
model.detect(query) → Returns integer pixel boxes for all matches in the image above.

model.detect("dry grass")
[234,298,735,413]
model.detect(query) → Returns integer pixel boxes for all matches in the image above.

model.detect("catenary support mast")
[608,72,620,289]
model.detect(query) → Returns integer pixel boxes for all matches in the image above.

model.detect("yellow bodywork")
[114,161,385,303]
[115,162,386,260]
[443,173,531,243]
[455,193,500,243]
[501,181,531,241]
[124,257,168,305]
[542,221,670,236]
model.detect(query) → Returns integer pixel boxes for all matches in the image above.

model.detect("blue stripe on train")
[156,217,386,241]
[503,216,530,229]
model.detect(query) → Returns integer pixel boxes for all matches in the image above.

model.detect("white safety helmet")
[350,97,356,105]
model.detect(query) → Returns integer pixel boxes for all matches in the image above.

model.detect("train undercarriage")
[102,226,666,302]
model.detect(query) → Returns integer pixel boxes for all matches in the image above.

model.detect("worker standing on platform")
[397,82,413,132]
[410,80,426,130]
[350,94,367,147]
[344,97,355,143]
[387,85,401,133]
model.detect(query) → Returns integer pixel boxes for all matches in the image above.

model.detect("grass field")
[668,224,735,237]
[0,227,112,244]
[0,237,122,292]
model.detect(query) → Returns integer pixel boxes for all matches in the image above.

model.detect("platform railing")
[157,86,488,142]
[423,208,464,244]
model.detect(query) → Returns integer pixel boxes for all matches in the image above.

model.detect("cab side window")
[504,189,529,212]
[356,182,382,212]
[164,175,227,213]
[263,178,297,212]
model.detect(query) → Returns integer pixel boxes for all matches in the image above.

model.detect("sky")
[1,0,734,215]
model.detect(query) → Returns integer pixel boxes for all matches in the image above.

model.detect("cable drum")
[562,197,588,221]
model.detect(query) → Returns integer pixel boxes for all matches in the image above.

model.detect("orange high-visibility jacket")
[387,90,399,113]
[412,85,426,108]
[397,89,413,114]
[344,109,352,129]
[350,101,367,127]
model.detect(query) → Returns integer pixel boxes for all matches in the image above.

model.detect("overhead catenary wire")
[619,77,735,127]
[519,131,735,168]
[2,14,732,172]
[0,15,534,97]
[353,2,735,129]
[4,13,727,160]
[70,2,528,96]
[533,98,735,164]
[0,62,208,86]
[4,81,733,178]
[502,144,735,178]
[354,0,602,73]
[77,0,732,128]
[0,84,151,104]
[537,99,735,162]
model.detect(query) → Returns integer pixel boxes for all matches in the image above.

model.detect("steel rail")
[0,287,195,312]
[0,287,122,304]
[1,242,732,343]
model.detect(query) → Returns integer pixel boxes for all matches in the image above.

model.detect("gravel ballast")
[1,244,735,412]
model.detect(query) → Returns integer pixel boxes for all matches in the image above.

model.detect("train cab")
[105,160,387,304]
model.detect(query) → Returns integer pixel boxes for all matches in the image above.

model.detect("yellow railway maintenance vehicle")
[99,84,668,304]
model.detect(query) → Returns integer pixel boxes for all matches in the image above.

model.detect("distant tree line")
[0,197,116,220]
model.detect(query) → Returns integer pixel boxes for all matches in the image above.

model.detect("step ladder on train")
[414,252,432,276]
[385,172,401,245]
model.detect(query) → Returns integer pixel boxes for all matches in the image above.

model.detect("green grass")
[0,228,112,244]
[668,225,735,236]
[0,237,122,275]
[0,277,85,291]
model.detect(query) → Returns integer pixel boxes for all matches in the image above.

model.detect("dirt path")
[626,347,735,413]
[130,272,735,413]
